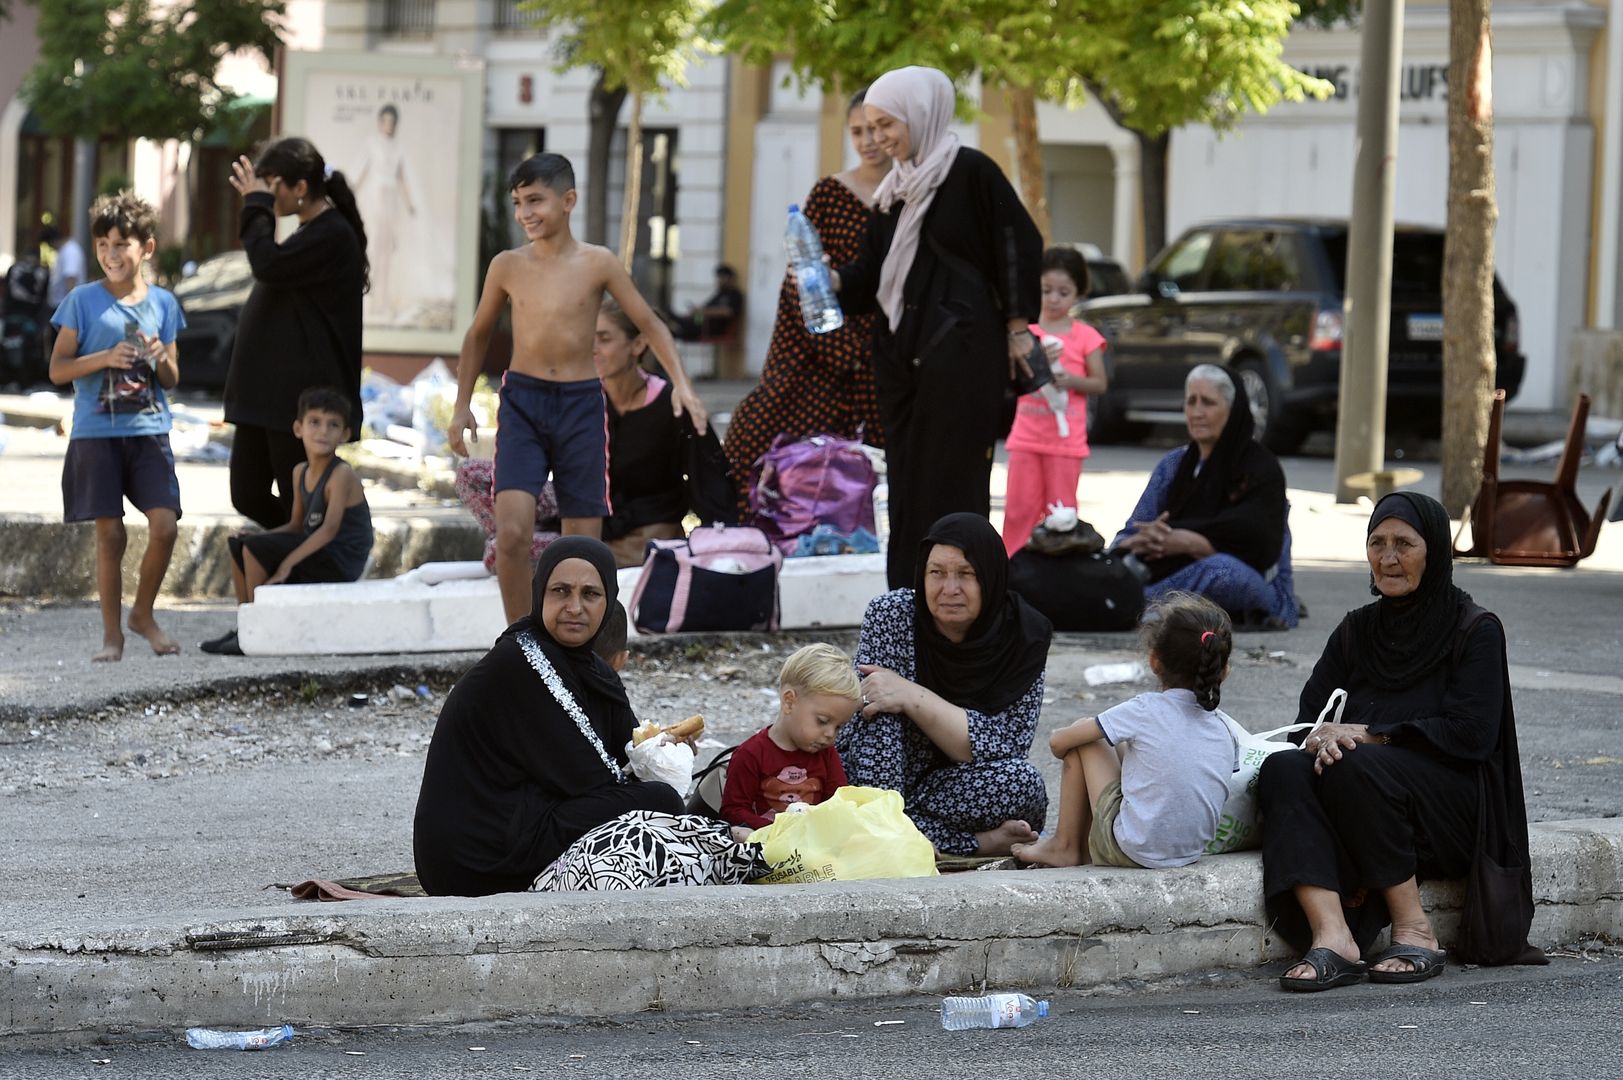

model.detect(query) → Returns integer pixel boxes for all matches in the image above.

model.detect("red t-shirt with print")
[720,726,849,829]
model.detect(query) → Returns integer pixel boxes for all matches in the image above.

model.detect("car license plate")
[1407,314,1443,342]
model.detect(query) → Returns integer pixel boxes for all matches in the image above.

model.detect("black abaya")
[838,147,1043,588]
[412,539,684,896]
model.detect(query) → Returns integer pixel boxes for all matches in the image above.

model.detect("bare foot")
[1010,833,1082,868]
[127,612,180,656]
[973,819,1039,857]
[1372,920,1440,975]
[93,637,124,663]
[1284,930,1361,982]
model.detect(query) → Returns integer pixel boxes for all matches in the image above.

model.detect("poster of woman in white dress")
[283,54,483,350]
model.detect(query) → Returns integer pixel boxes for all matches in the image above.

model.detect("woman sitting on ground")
[596,299,732,567]
[1111,364,1298,629]
[838,513,1052,855]
[1260,492,1542,992]
[413,537,684,895]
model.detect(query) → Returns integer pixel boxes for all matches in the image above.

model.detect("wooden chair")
[1455,389,1611,567]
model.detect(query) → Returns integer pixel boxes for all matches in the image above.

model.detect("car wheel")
[1233,357,1306,455]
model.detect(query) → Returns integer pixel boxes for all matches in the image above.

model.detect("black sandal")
[1279,947,1368,992]
[1366,943,1447,984]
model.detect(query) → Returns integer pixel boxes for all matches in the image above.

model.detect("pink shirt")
[1004,320,1105,458]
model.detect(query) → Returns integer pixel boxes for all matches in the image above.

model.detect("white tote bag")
[1204,689,1347,855]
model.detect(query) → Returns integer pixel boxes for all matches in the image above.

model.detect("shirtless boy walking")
[448,153,707,622]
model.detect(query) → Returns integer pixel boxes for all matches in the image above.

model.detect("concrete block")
[3,820,1621,1043]
[238,576,506,656]
[0,514,483,601]
[237,554,886,656]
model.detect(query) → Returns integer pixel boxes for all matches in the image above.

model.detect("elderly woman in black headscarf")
[1259,492,1542,992]
[413,537,684,896]
[1111,364,1298,628]
[838,513,1053,855]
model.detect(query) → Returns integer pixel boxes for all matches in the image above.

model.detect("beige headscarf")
[866,66,961,331]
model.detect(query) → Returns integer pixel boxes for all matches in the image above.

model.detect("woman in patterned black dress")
[722,90,891,501]
[839,513,1053,855]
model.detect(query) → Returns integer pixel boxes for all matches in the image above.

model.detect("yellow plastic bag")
[749,786,939,884]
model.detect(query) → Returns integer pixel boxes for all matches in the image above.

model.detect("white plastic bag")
[625,736,696,796]
[1205,689,1346,855]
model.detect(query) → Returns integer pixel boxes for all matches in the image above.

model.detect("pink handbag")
[628,525,783,633]
[747,434,877,554]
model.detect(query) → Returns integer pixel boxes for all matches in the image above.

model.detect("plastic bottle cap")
[1037,1001,1049,1017]
[788,204,800,214]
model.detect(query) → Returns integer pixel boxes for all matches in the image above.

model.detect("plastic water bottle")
[185,1024,294,1050]
[940,993,1049,1030]
[785,204,844,334]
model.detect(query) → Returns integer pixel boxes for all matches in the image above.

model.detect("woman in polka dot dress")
[723,89,891,507]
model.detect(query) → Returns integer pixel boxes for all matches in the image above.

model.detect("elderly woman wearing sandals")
[1258,492,1544,992]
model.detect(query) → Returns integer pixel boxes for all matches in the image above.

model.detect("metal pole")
[1333,0,1406,502]
[1595,0,1623,328]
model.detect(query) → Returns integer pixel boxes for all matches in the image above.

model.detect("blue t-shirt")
[51,281,184,439]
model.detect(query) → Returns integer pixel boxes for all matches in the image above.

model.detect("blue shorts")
[493,372,610,518]
[61,434,183,523]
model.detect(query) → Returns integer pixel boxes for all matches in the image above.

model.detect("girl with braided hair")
[1013,592,1236,869]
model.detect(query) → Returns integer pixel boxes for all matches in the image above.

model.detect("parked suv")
[1078,218,1526,452]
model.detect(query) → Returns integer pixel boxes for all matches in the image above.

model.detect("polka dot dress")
[724,177,886,509]
[836,589,1050,855]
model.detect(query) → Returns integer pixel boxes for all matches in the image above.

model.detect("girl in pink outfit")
[1002,247,1110,557]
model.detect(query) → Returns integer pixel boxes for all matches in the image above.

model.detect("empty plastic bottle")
[785,205,844,334]
[940,993,1049,1030]
[184,1024,294,1050]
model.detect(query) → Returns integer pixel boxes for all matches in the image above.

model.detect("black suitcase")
[1008,549,1144,632]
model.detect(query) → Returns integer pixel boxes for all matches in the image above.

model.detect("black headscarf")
[1346,491,1470,688]
[500,536,629,709]
[1149,370,1286,581]
[913,513,1052,713]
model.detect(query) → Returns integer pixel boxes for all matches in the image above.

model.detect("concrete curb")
[4,819,1619,1044]
[0,514,483,601]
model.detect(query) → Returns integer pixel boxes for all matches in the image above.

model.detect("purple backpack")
[747,434,877,554]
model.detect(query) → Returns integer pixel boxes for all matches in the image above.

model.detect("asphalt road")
[3,952,1619,1078]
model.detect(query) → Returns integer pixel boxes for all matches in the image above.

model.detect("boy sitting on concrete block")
[203,387,374,655]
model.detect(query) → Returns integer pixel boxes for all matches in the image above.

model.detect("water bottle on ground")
[184,1024,294,1050]
[940,993,1049,1030]
[785,205,844,334]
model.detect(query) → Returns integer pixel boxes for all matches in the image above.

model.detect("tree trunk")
[1137,130,1170,260]
[618,89,644,271]
[585,70,627,247]
[1007,87,1050,242]
[1441,1,1497,516]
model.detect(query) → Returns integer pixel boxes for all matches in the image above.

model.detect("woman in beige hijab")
[831,66,1044,588]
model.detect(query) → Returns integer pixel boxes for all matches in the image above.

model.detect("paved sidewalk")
[4,393,1623,1043]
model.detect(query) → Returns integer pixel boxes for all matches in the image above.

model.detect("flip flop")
[1279,947,1369,993]
[1366,942,1447,984]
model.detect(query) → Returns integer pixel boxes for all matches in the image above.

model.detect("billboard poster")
[281,52,484,353]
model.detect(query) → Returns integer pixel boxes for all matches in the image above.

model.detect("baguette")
[632,714,705,746]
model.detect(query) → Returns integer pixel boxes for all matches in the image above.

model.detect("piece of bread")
[632,714,705,745]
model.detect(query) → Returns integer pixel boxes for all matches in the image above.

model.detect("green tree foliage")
[24,0,283,142]
[521,0,711,263]
[706,0,1331,257]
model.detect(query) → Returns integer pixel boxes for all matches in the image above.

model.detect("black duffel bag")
[1008,548,1144,632]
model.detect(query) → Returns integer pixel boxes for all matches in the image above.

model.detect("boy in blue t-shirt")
[48,191,186,662]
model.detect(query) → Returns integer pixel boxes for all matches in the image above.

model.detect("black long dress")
[1258,605,1542,964]
[837,147,1043,588]
[412,539,683,896]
